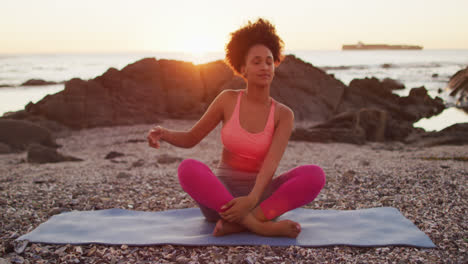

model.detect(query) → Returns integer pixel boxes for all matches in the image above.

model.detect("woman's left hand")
[219,196,255,223]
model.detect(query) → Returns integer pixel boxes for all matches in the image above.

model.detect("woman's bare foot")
[240,213,301,238]
[272,220,301,238]
[213,219,246,237]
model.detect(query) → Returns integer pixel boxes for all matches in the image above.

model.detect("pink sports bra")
[221,90,276,170]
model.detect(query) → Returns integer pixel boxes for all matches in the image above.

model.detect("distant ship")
[342,41,423,50]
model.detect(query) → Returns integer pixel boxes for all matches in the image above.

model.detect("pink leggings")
[177,159,326,221]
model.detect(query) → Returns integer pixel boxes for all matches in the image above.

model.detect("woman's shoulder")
[221,89,242,97]
[274,101,294,121]
[217,89,241,104]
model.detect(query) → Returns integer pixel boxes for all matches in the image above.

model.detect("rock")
[27,143,82,164]
[335,78,445,141]
[116,172,132,179]
[2,110,71,138]
[342,170,356,184]
[105,151,125,159]
[126,139,146,143]
[10,256,24,264]
[21,79,57,86]
[5,55,455,146]
[3,240,14,254]
[20,55,346,127]
[33,177,56,184]
[48,207,69,216]
[405,123,468,147]
[245,256,255,264]
[157,154,183,164]
[291,108,387,144]
[0,119,59,151]
[199,60,236,103]
[270,55,346,121]
[382,78,405,90]
[130,159,145,168]
[360,160,370,166]
[0,258,11,264]
[446,66,468,111]
[0,142,12,154]
[432,73,439,78]
[14,240,28,254]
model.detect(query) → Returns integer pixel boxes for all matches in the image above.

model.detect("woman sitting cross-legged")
[147,18,326,238]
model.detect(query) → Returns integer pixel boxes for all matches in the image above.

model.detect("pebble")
[116,172,132,179]
[105,151,125,159]
[14,240,28,254]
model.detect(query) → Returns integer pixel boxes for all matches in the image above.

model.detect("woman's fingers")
[221,200,235,210]
[147,126,163,149]
[147,136,160,149]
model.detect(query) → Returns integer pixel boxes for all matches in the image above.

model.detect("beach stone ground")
[0,119,466,263]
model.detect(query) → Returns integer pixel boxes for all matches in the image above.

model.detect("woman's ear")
[240,65,247,78]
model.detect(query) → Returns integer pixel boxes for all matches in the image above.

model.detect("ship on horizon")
[342,41,423,50]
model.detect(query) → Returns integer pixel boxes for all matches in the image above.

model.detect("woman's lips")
[258,74,271,78]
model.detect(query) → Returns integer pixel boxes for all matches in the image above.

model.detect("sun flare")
[178,35,222,64]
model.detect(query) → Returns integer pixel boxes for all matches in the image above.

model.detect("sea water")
[0,50,467,131]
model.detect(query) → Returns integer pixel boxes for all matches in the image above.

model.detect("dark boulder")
[382,78,405,90]
[157,154,183,164]
[446,66,468,112]
[0,119,59,151]
[0,142,11,154]
[21,79,58,86]
[335,78,445,141]
[105,151,125,159]
[270,55,346,122]
[291,108,387,145]
[27,143,82,164]
[405,123,468,147]
[2,110,71,138]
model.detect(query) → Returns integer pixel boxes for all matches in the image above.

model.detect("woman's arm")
[149,90,229,148]
[248,105,295,204]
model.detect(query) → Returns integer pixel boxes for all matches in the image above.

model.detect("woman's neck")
[244,84,270,105]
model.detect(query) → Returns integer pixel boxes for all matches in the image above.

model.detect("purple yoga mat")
[18,207,436,248]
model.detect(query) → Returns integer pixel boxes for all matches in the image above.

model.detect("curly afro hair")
[225,18,284,75]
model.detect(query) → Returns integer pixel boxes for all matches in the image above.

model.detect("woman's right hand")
[147,126,165,149]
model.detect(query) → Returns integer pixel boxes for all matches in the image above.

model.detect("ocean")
[1,50,467,131]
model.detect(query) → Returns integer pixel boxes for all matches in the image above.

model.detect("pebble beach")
[1,119,467,263]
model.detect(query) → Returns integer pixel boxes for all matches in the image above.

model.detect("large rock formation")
[270,56,345,122]
[291,77,446,144]
[14,55,346,128]
[2,55,457,145]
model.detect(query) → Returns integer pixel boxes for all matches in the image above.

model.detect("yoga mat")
[17,207,436,248]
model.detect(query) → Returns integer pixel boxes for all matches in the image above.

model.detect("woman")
[147,18,325,238]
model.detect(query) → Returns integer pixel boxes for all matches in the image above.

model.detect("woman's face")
[241,44,275,87]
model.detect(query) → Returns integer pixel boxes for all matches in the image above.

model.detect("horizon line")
[2,48,468,56]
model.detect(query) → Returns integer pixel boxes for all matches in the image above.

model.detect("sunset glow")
[1,0,467,54]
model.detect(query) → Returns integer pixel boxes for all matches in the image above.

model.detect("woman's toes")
[285,220,301,238]
[213,219,224,237]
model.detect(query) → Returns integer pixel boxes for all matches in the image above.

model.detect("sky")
[1,0,467,54]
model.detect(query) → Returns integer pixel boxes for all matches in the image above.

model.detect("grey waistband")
[215,162,258,181]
